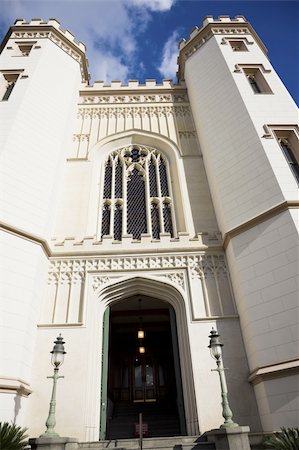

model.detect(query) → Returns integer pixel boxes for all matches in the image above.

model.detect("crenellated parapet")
[177,15,267,81]
[1,18,89,81]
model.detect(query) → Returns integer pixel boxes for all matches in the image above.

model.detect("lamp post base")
[29,436,78,450]
[205,426,251,450]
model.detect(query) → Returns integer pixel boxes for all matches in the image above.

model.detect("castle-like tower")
[0,16,298,444]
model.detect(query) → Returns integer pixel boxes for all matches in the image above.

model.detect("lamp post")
[208,328,238,429]
[40,334,66,438]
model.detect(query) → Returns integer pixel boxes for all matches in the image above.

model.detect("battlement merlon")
[80,79,187,94]
[177,15,268,81]
[0,18,90,82]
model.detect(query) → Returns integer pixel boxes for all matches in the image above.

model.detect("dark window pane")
[101,204,111,237]
[163,203,173,237]
[2,81,15,101]
[114,204,122,240]
[248,75,261,94]
[127,168,147,239]
[159,158,169,196]
[151,203,160,239]
[280,141,299,183]
[103,160,112,198]
[115,161,123,198]
[149,156,158,197]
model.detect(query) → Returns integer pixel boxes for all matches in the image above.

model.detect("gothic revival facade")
[0,16,298,444]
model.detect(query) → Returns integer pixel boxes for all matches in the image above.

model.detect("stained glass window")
[100,145,175,241]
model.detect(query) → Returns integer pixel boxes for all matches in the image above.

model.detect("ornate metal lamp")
[40,334,66,437]
[208,328,238,428]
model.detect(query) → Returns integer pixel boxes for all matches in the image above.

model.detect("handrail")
[139,412,143,450]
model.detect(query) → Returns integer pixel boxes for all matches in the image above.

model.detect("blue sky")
[0,1,298,104]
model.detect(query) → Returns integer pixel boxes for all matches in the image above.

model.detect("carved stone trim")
[77,105,191,119]
[79,93,188,105]
[179,131,197,138]
[48,253,227,285]
[73,133,90,142]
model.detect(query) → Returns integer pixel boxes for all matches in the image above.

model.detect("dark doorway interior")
[106,296,184,439]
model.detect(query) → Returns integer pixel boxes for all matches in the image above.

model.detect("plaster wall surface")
[0,36,82,238]
[0,230,48,428]
[226,209,298,430]
[226,210,299,369]
[253,374,299,430]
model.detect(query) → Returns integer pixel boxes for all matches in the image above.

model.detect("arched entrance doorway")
[98,276,199,439]
[100,295,186,439]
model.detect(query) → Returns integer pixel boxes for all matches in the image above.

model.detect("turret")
[181,16,299,430]
[0,19,88,425]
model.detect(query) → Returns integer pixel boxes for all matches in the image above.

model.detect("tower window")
[99,145,175,241]
[229,40,248,51]
[1,73,20,101]
[278,138,299,184]
[18,44,33,56]
[243,67,272,94]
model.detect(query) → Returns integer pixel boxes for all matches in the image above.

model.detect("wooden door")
[133,355,157,402]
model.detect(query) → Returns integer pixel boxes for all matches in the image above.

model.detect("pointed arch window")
[100,145,175,241]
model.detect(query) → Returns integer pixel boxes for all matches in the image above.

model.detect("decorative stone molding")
[233,63,271,73]
[73,133,90,142]
[0,377,32,397]
[79,93,188,105]
[48,253,227,283]
[158,272,185,289]
[73,134,89,142]
[179,131,197,138]
[77,105,191,119]
[248,359,299,385]
[92,275,111,291]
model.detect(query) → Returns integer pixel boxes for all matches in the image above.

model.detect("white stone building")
[0,15,298,444]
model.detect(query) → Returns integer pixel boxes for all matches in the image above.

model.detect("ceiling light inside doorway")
[138,329,145,339]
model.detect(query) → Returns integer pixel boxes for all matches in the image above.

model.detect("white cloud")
[127,0,175,12]
[158,30,179,80]
[90,49,130,82]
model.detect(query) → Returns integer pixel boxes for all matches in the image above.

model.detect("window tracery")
[100,145,175,241]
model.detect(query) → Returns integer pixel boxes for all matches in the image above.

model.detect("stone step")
[78,435,215,450]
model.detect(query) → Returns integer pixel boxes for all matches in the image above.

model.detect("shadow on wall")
[14,394,21,424]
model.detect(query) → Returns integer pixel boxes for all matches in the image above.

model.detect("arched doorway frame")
[97,275,199,437]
